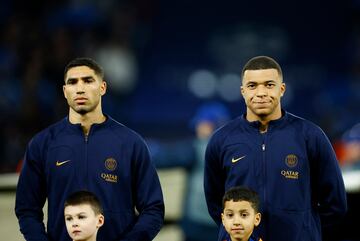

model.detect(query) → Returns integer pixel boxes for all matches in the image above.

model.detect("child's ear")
[221,213,225,225]
[254,213,261,227]
[96,214,105,229]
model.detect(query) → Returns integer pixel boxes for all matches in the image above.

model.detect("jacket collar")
[64,114,112,132]
[241,109,288,130]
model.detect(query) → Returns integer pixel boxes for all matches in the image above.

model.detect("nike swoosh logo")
[56,160,71,166]
[231,156,246,163]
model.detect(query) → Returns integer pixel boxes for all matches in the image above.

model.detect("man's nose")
[255,85,267,96]
[75,81,85,94]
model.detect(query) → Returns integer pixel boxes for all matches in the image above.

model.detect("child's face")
[64,204,104,241]
[221,200,261,241]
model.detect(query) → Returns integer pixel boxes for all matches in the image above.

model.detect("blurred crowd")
[1,0,360,176]
[0,0,156,172]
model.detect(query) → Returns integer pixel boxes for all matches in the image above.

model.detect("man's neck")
[68,109,106,135]
[246,108,282,133]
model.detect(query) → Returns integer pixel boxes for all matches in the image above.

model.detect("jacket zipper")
[261,135,266,209]
[84,133,89,189]
[261,129,269,240]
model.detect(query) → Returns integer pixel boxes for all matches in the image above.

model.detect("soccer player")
[204,56,347,241]
[15,57,164,241]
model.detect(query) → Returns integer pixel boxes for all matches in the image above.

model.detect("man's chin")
[72,107,90,115]
[77,110,89,115]
[254,109,271,116]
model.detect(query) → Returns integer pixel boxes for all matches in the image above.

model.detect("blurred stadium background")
[1,0,360,240]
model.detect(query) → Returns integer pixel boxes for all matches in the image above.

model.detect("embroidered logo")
[285,154,298,168]
[231,156,246,163]
[56,160,71,167]
[105,158,117,171]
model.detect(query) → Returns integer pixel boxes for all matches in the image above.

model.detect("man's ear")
[100,81,107,96]
[63,85,67,99]
[280,82,286,97]
[254,213,261,227]
[240,85,244,97]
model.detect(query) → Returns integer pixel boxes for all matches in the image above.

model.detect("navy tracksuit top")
[204,111,347,241]
[15,116,164,241]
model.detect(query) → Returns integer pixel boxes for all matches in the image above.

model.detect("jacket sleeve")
[121,138,164,241]
[307,126,347,227]
[204,135,225,226]
[15,138,49,241]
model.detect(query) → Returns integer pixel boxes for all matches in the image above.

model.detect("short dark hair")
[222,186,260,213]
[64,190,103,215]
[241,56,282,80]
[64,57,104,82]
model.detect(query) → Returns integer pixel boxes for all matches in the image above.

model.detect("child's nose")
[233,215,242,224]
[72,222,79,227]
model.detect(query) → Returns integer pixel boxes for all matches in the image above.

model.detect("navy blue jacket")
[15,116,164,241]
[204,111,347,241]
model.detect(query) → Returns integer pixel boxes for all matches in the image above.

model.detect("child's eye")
[226,213,233,218]
[241,212,249,218]
[78,215,86,219]
[65,217,72,221]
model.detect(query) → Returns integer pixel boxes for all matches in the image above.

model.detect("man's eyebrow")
[65,76,94,84]
[246,80,276,84]
[82,76,95,81]
[245,81,257,85]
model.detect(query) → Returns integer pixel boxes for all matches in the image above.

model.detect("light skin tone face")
[222,200,261,241]
[64,204,104,241]
[241,68,285,129]
[63,66,107,133]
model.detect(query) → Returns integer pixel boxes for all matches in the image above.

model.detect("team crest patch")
[285,154,298,168]
[105,157,117,171]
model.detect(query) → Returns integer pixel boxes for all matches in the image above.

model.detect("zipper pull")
[262,144,265,151]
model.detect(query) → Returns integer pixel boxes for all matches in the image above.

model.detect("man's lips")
[253,101,271,107]
[75,97,87,101]
[74,97,88,104]
[254,101,270,104]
